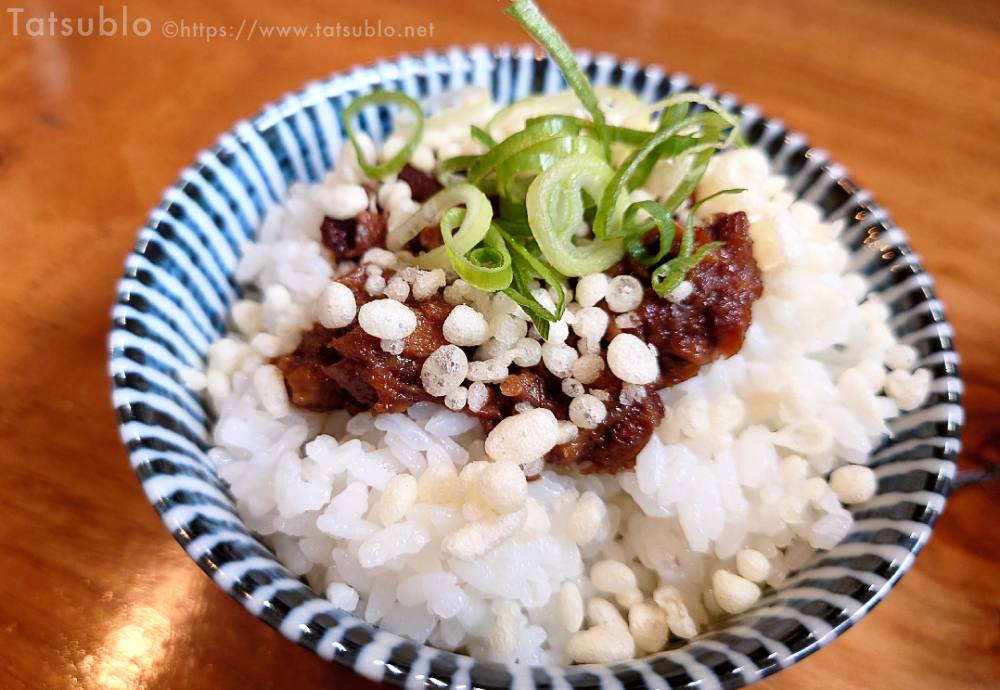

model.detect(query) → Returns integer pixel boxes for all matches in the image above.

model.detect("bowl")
[109,46,963,689]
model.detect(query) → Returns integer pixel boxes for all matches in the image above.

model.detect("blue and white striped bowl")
[109,46,962,689]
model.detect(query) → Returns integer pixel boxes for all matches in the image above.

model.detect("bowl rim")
[109,43,962,690]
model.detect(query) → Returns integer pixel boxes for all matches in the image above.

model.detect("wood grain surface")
[0,1,998,688]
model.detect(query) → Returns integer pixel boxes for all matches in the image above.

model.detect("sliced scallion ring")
[497,133,604,203]
[440,208,513,291]
[468,116,582,183]
[525,154,626,276]
[342,91,424,179]
[387,183,493,258]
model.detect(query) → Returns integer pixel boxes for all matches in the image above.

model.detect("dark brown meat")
[280,211,762,474]
[398,164,443,202]
[499,370,568,418]
[320,210,387,260]
[322,324,428,414]
[547,212,761,472]
[611,211,763,387]
[394,166,445,253]
[464,386,507,429]
[417,224,445,251]
[275,325,353,411]
[548,386,665,474]
[278,267,451,415]
[402,223,445,254]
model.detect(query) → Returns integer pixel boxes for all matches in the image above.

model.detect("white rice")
[195,92,930,665]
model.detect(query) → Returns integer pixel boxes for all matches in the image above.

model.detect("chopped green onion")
[437,155,501,197]
[470,125,497,150]
[656,128,722,219]
[486,88,643,140]
[469,116,581,183]
[505,0,610,159]
[342,91,424,179]
[626,102,693,187]
[656,101,691,130]
[525,154,625,276]
[497,133,603,203]
[495,225,566,339]
[436,154,477,187]
[526,115,666,147]
[651,241,724,296]
[622,200,678,267]
[440,208,513,291]
[650,188,744,295]
[387,183,493,262]
[593,111,731,239]
[626,133,701,194]
[498,218,533,239]
[645,92,742,150]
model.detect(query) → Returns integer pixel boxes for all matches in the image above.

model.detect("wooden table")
[1,0,998,688]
